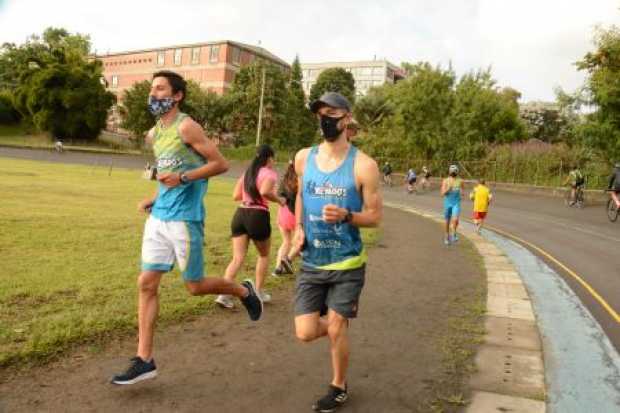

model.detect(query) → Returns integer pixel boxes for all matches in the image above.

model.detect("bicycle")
[383,174,393,187]
[565,185,585,208]
[606,190,619,222]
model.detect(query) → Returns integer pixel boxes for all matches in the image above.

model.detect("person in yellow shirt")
[470,179,493,233]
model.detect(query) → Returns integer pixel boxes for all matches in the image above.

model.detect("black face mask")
[320,115,345,141]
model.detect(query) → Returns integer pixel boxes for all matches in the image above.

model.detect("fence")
[378,158,612,190]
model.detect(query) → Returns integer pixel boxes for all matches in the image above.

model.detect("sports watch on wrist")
[343,209,353,223]
[180,173,190,184]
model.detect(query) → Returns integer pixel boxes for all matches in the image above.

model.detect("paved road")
[384,183,620,352]
[2,146,618,351]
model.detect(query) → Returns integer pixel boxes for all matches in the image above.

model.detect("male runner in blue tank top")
[293,92,383,412]
[110,71,263,385]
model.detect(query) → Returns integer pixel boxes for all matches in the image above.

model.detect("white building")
[301,60,407,96]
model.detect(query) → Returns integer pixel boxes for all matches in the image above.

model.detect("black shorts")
[408,178,417,184]
[295,265,366,319]
[230,207,271,241]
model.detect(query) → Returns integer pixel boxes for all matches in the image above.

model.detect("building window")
[191,47,201,64]
[157,51,165,66]
[232,47,241,65]
[111,75,118,87]
[373,67,385,76]
[174,49,182,65]
[209,45,219,63]
[361,67,372,76]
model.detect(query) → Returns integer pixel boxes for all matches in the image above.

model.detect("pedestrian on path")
[111,71,262,385]
[293,92,383,412]
[272,160,299,277]
[441,164,463,245]
[470,178,493,233]
[215,144,285,308]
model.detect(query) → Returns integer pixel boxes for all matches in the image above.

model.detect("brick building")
[97,40,289,97]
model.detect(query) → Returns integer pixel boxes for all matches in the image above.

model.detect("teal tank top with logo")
[301,145,366,270]
[444,177,462,207]
[151,112,208,222]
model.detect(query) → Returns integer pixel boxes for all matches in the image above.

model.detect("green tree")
[576,25,620,162]
[309,67,356,105]
[6,27,114,140]
[0,90,21,124]
[388,62,455,159]
[285,56,317,149]
[353,85,394,130]
[227,61,290,147]
[119,80,154,143]
[447,69,524,159]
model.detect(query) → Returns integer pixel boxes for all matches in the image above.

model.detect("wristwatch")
[343,209,353,223]
[179,173,190,184]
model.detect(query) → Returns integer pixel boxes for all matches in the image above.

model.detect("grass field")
[0,124,142,154]
[0,158,376,368]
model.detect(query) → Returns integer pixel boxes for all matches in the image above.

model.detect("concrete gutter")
[385,201,547,412]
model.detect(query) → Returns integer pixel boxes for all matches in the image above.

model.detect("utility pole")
[256,66,266,147]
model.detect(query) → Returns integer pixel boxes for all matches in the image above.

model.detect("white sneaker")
[259,290,272,303]
[215,294,234,309]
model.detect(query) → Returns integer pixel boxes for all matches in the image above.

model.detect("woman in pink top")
[216,145,285,308]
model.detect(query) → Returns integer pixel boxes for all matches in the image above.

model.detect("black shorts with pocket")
[230,207,271,241]
[295,265,366,319]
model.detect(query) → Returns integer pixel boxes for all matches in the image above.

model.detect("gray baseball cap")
[309,92,352,113]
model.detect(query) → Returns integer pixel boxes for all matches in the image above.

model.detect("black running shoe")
[312,384,348,412]
[240,280,263,321]
[281,257,295,274]
[111,357,157,385]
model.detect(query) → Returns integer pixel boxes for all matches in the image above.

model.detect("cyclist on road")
[564,165,585,206]
[420,165,431,190]
[382,161,393,186]
[405,168,417,194]
[608,162,620,208]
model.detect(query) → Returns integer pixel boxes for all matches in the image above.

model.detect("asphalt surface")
[385,182,620,353]
[2,146,618,351]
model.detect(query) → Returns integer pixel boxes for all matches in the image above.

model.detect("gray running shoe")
[215,294,234,309]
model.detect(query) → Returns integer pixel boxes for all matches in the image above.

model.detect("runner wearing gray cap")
[293,92,383,412]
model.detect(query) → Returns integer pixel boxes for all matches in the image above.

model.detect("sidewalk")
[0,208,485,413]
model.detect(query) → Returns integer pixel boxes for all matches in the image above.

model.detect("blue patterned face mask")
[147,95,176,117]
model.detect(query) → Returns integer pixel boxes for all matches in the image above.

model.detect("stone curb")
[385,202,547,412]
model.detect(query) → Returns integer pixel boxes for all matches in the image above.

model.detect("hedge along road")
[2,146,618,350]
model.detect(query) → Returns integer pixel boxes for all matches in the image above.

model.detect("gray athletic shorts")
[294,265,366,319]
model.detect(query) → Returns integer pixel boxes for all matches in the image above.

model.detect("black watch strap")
[180,173,190,184]
[343,209,353,223]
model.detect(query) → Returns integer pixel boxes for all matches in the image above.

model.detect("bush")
[0,90,21,124]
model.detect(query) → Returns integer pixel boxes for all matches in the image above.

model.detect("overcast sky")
[1,0,618,101]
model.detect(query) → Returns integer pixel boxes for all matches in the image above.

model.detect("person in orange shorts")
[470,178,493,233]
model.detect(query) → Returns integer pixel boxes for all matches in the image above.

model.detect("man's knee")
[296,329,316,343]
[137,272,160,295]
[295,318,320,343]
[327,316,348,340]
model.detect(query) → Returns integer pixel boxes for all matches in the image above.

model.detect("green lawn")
[0,158,376,368]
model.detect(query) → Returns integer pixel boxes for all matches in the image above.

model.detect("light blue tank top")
[301,145,365,270]
[150,113,208,222]
[444,177,462,207]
